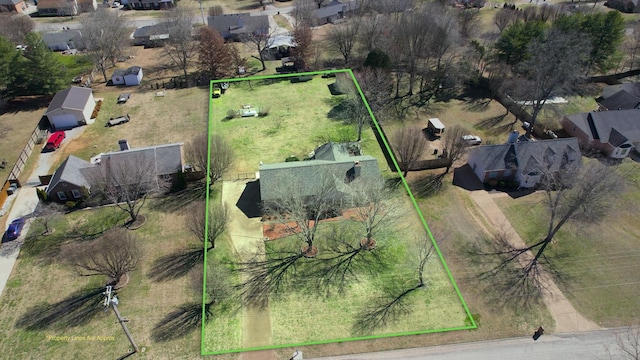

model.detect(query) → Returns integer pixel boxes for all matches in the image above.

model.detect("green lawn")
[203,73,472,354]
[53,53,93,84]
[494,160,640,326]
[0,205,203,359]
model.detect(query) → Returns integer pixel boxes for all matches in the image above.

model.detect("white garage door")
[50,114,78,129]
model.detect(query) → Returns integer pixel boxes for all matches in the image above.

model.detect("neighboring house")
[259,142,381,203]
[37,0,79,16]
[111,66,143,86]
[0,0,28,13]
[562,110,640,159]
[76,0,96,12]
[119,0,174,10]
[132,24,169,47]
[207,13,269,41]
[597,83,640,111]
[44,86,96,130]
[467,136,582,189]
[314,0,360,25]
[92,142,185,181]
[46,155,91,203]
[40,29,82,51]
[601,83,640,99]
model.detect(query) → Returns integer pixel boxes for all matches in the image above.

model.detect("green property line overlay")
[201,69,477,356]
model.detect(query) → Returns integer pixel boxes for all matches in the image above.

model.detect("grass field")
[493,160,640,327]
[203,72,473,354]
[0,205,203,359]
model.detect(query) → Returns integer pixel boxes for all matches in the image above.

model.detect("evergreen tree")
[21,32,65,96]
[0,36,20,96]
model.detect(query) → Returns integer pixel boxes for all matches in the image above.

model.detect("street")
[311,329,630,360]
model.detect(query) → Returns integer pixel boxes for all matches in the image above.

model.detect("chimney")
[353,161,361,178]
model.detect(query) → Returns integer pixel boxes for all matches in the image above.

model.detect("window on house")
[488,171,498,179]
[57,191,67,200]
[71,189,82,198]
[572,126,576,132]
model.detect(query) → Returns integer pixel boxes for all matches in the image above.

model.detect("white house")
[111,66,143,86]
[44,87,96,130]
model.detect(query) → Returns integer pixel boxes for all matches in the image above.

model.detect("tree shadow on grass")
[148,248,204,282]
[152,184,206,213]
[476,114,518,136]
[410,173,446,198]
[15,287,106,330]
[151,302,205,342]
[464,98,493,112]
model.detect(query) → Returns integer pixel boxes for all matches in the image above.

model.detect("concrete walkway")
[467,190,600,333]
[0,126,87,298]
[221,180,277,360]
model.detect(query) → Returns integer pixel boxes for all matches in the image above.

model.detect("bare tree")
[0,13,34,44]
[313,0,326,8]
[293,0,315,25]
[163,7,197,80]
[392,125,427,177]
[85,154,168,224]
[512,29,590,138]
[441,125,469,174]
[241,23,273,72]
[608,325,640,360]
[458,9,480,39]
[482,161,627,304]
[34,203,65,235]
[494,8,518,34]
[328,18,361,64]
[79,8,128,82]
[198,26,234,79]
[291,23,313,69]
[208,5,224,16]
[65,228,142,285]
[358,15,387,53]
[184,134,233,187]
[185,201,228,251]
[354,67,393,113]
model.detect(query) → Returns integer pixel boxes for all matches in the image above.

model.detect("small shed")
[45,86,96,130]
[111,66,143,86]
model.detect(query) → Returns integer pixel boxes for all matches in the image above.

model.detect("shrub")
[226,109,236,119]
[285,155,299,162]
[171,172,188,192]
[64,201,77,210]
[36,188,49,202]
[258,106,270,117]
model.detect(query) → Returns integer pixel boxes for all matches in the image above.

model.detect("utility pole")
[199,0,206,26]
[103,286,139,359]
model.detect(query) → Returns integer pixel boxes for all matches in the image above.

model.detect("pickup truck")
[106,114,130,127]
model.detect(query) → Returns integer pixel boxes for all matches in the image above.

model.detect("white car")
[462,135,482,145]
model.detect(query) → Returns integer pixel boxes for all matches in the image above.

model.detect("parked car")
[462,134,482,145]
[106,114,130,127]
[44,131,66,151]
[212,88,222,98]
[117,93,130,104]
[4,218,25,241]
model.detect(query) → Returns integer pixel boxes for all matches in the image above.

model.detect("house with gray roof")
[467,136,581,188]
[259,142,381,204]
[95,142,185,179]
[41,29,83,51]
[132,24,169,47]
[44,86,96,130]
[314,0,360,25]
[46,155,92,203]
[207,13,269,41]
[0,0,28,13]
[561,109,640,159]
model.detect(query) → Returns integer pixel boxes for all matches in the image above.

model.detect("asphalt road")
[310,329,631,360]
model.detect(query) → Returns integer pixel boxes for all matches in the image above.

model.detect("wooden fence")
[0,123,48,210]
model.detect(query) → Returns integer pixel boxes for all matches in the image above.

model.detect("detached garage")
[45,87,96,130]
[111,66,144,86]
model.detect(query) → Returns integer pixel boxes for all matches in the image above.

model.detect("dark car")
[4,218,25,241]
[44,131,66,151]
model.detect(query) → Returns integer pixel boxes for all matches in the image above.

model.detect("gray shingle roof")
[41,29,82,47]
[133,24,169,38]
[207,13,269,38]
[598,90,640,111]
[44,87,93,115]
[587,110,640,144]
[46,155,92,196]
[99,143,184,176]
[469,138,581,173]
[259,143,380,201]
